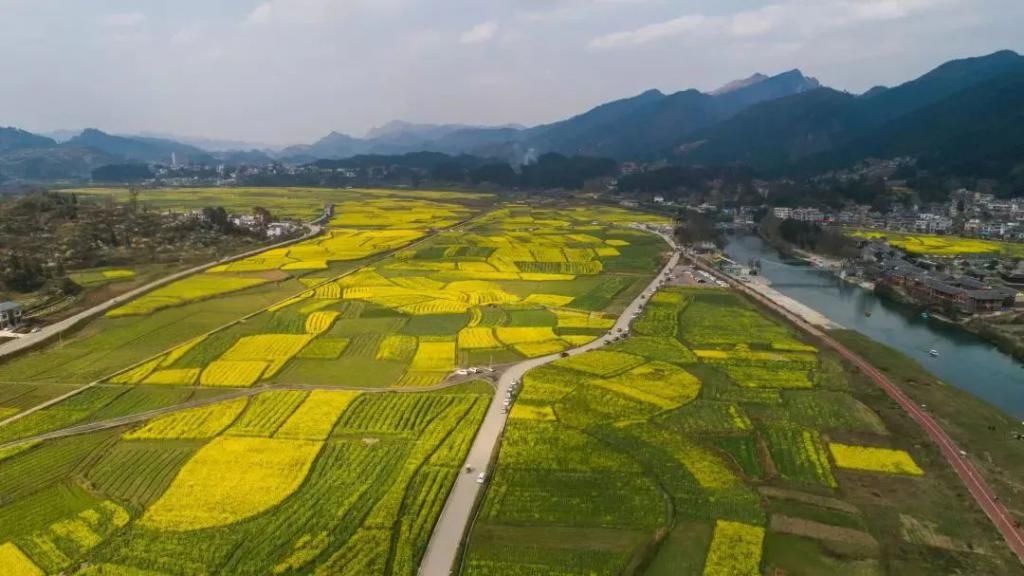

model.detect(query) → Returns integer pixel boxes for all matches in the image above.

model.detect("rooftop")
[0,301,21,312]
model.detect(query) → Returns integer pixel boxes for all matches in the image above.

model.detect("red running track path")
[692,256,1024,565]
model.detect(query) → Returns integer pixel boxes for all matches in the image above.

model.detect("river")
[725,235,1024,418]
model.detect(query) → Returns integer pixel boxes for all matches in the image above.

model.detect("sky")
[1,0,1022,146]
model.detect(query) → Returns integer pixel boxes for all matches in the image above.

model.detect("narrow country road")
[419,226,679,576]
[0,372,498,452]
[0,213,478,430]
[691,257,1024,565]
[0,223,324,362]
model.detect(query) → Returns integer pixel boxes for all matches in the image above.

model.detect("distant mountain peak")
[366,120,440,140]
[317,131,358,143]
[861,85,889,98]
[711,73,769,95]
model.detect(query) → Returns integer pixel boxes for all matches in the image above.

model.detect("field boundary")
[0,373,497,453]
[0,212,328,363]
[0,212,481,430]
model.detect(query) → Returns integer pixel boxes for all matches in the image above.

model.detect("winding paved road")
[691,256,1024,565]
[419,226,679,576]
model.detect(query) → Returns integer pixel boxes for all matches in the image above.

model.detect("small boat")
[921,312,930,319]
[929,349,940,358]
[865,311,872,317]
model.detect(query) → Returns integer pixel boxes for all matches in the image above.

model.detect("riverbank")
[692,252,1024,562]
[764,233,1024,365]
[725,234,1024,418]
[735,274,844,330]
[965,313,1024,363]
[831,330,1024,527]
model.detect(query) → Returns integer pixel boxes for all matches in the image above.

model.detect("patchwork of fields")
[463,287,1022,575]
[0,382,491,575]
[0,191,678,575]
[2,188,1010,575]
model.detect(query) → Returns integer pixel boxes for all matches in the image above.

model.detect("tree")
[202,206,231,233]
[252,206,272,227]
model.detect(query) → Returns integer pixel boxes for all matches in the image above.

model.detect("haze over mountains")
[2,49,1023,184]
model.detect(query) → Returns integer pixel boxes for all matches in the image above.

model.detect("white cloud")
[729,6,783,38]
[244,2,273,26]
[589,15,704,49]
[460,21,499,44]
[590,0,957,50]
[99,12,146,28]
[171,23,205,45]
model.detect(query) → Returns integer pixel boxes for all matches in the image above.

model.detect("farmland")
[0,191,676,575]
[0,383,491,575]
[2,188,1009,575]
[849,229,1024,257]
[464,287,1023,575]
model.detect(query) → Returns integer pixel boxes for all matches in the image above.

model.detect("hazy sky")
[1,0,1022,145]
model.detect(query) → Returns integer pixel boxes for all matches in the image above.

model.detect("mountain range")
[2,49,1022,184]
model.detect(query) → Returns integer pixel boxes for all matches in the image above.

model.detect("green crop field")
[2,190,1009,575]
[0,191,676,575]
[463,287,1023,576]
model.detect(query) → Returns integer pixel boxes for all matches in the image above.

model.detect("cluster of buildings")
[773,190,1024,241]
[860,242,1021,315]
[771,207,827,224]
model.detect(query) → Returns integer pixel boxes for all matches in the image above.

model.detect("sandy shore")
[740,277,845,330]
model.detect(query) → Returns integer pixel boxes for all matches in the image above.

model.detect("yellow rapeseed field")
[494,327,559,345]
[305,311,340,335]
[849,230,1022,256]
[199,360,268,387]
[553,309,614,329]
[109,357,164,384]
[107,275,270,317]
[142,436,323,531]
[457,327,502,350]
[375,335,418,362]
[410,341,457,372]
[703,520,765,576]
[275,390,360,440]
[0,542,44,576]
[124,397,248,440]
[513,340,569,358]
[596,362,701,409]
[143,369,200,386]
[509,404,557,421]
[523,294,575,307]
[829,443,924,476]
[219,334,315,378]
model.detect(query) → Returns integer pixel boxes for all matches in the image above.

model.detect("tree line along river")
[726,234,1024,419]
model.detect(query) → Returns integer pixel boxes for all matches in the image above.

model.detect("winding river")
[725,235,1024,418]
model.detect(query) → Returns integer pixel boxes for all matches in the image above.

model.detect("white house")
[0,301,23,330]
